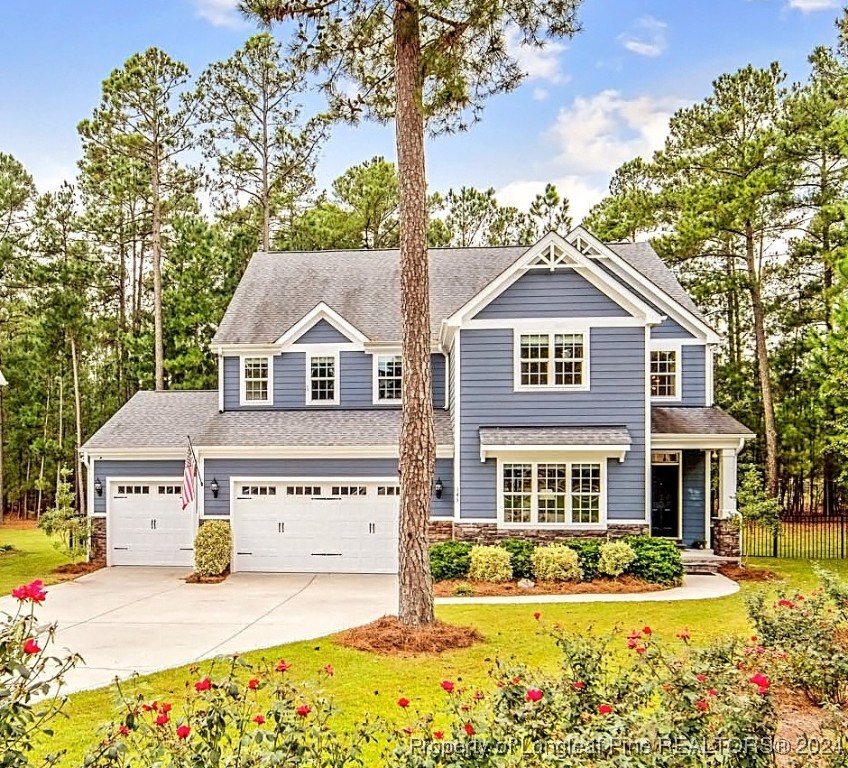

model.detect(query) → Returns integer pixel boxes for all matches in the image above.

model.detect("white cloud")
[497,176,608,223]
[788,0,838,10]
[618,16,668,58]
[191,0,248,29]
[549,89,682,176]
[532,88,549,101]
[506,27,569,84]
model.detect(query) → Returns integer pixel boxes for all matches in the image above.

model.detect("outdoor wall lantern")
[94,477,103,497]
[211,478,219,498]
[435,477,444,499]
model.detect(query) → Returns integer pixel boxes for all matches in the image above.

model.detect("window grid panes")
[571,464,601,524]
[377,355,403,401]
[519,333,585,388]
[377,486,400,496]
[243,357,270,402]
[502,462,602,525]
[503,464,532,523]
[331,486,367,496]
[537,463,568,523]
[650,351,678,398]
[310,356,336,402]
[287,486,321,496]
[240,485,277,497]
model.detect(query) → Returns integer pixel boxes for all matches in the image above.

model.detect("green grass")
[33,558,848,766]
[0,525,68,594]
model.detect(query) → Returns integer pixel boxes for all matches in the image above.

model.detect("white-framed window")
[240,356,273,405]
[307,352,339,405]
[650,348,680,400]
[240,485,277,497]
[374,354,403,403]
[514,331,588,391]
[499,459,605,527]
[331,485,367,496]
[377,486,400,496]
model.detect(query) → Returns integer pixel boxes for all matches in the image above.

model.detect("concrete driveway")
[0,568,398,694]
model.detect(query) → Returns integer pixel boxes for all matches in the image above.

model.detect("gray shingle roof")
[652,407,754,436]
[200,408,453,447]
[82,391,219,451]
[479,426,631,446]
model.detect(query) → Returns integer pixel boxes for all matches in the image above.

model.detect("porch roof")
[651,406,754,437]
[478,426,631,462]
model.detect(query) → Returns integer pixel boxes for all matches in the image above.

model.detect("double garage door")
[233,482,400,574]
[108,479,400,573]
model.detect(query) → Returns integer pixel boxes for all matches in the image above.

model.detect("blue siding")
[91,459,184,514]
[681,345,706,406]
[459,327,646,521]
[204,457,453,518]
[652,316,695,339]
[340,352,372,406]
[475,269,630,319]
[681,450,707,545]
[432,354,446,408]
[276,353,305,408]
[293,319,351,344]
[223,356,240,410]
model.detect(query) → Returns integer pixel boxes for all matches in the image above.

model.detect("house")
[81,228,753,572]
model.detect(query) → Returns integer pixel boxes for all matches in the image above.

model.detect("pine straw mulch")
[434,576,666,598]
[773,688,842,768]
[52,561,103,576]
[718,563,779,582]
[0,518,39,530]
[184,570,230,584]
[335,615,484,656]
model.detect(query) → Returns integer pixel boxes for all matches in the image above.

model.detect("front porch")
[651,406,755,557]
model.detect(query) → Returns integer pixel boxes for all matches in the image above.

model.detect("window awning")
[651,407,754,451]
[479,426,631,462]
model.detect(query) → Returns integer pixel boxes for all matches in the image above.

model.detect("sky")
[0,0,843,221]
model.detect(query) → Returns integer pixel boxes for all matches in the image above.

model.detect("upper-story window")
[307,353,339,404]
[241,356,272,405]
[515,331,588,390]
[650,349,680,400]
[374,354,402,403]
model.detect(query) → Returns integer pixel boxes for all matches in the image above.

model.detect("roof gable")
[276,303,368,350]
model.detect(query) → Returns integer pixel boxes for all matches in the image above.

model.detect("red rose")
[708,689,717,697]
[636,646,646,655]
[441,680,455,693]
[23,638,41,655]
[12,580,48,604]
[627,638,638,649]
[155,714,169,726]
[176,725,190,739]
[433,731,444,740]
[296,705,311,717]
[473,690,484,701]
[676,628,691,641]
[533,612,541,620]
[695,700,708,712]
[777,599,794,608]
[511,676,520,684]
[276,659,290,672]
[160,703,172,715]
[247,678,260,690]
[398,697,410,708]
[573,681,585,690]
[598,704,612,715]
[194,678,211,692]
[525,689,543,702]
[464,723,474,736]
[696,674,707,682]
[253,714,265,724]
[642,626,652,635]
[118,725,130,737]
[748,673,770,689]
[750,636,758,643]
[324,664,334,677]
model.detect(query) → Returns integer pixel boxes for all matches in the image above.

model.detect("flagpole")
[187,435,203,487]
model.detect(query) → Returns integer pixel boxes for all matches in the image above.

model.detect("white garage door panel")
[110,481,194,567]
[233,483,399,574]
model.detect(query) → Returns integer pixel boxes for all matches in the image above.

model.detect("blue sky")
[0,0,842,219]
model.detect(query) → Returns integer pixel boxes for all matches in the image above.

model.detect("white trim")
[566,227,721,344]
[495,456,608,530]
[212,344,279,357]
[650,449,682,539]
[275,302,368,350]
[453,331,461,521]
[441,351,449,410]
[372,351,403,405]
[704,450,712,549]
[239,354,274,407]
[644,325,652,533]
[513,328,590,393]
[481,445,629,463]
[305,349,340,406]
[705,346,715,406]
[652,434,748,451]
[464,317,648,330]
[649,341,683,403]
[199,445,454,459]
[85,449,186,459]
[217,354,224,412]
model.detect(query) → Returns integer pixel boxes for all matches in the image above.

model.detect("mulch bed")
[0,518,39,530]
[434,576,666,598]
[184,570,229,584]
[718,564,778,582]
[773,688,836,768]
[52,561,103,576]
[335,616,483,656]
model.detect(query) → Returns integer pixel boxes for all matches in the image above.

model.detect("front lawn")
[32,557,848,766]
[0,523,68,594]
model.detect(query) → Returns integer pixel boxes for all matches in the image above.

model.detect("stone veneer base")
[427,520,650,544]
[711,518,741,559]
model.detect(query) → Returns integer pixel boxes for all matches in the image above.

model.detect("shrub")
[468,545,513,583]
[499,538,535,579]
[625,536,683,585]
[563,539,600,581]
[429,540,472,582]
[531,545,581,582]
[39,466,90,563]
[194,521,232,576]
[598,540,636,578]
[452,582,473,597]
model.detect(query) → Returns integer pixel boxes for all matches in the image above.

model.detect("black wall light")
[94,477,103,497]
[210,478,219,498]
[435,477,444,499]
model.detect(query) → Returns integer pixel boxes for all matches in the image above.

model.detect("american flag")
[181,444,196,510]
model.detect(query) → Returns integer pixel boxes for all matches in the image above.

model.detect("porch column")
[718,448,738,519]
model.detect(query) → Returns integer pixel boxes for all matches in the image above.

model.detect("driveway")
[0,568,398,694]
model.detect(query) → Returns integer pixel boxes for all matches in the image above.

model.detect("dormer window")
[307,352,339,405]
[374,354,402,403]
[241,356,272,405]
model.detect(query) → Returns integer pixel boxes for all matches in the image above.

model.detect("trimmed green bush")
[564,539,600,581]
[531,544,581,582]
[194,521,232,577]
[500,538,535,579]
[598,540,636,578]
[429,540,472,582]
[468,545,513,583]
[625,536,684,585]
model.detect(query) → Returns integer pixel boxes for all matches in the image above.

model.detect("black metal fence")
[742,515,848,559]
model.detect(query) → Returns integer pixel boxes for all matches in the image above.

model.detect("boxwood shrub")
[564,539,600,582]
[625,536,684,585]
[194,521,232,576]
[499,538,535,579]
[428,540,472,582]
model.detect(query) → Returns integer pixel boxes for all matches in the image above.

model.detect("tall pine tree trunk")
[394,0,435,627]
[151,158,165,391]
[70,335,86,516]
[745,223,779,497]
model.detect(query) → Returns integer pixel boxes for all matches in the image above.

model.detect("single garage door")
[109,481,195,566]
[233,482,399,573]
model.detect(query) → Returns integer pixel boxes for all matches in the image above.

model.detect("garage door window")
[377,486,400,496]
[287,486,322,496]
[240,485,277,496]
[158,485,181,495]
[331,485,366,496]
[117,485,150,495]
